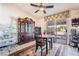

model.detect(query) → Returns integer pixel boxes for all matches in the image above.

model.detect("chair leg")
[35,44,38,52]
[40,46,43,56]
[78,43,79,51]
[78,48,79,52]
[49,42,51,50]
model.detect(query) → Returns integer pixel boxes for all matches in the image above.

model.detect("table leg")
[51,38,53,49]
[46,38,48,54]
[78,43,79,52]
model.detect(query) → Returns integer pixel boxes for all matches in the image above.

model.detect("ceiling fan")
[30,3,54,14]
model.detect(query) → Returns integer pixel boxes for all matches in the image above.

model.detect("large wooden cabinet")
[18,17,35,44]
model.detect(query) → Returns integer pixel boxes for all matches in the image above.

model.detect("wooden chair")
[35,37,46,56]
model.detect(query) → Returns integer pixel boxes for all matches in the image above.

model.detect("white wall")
[0,4,36,25]
[70,9,79,18]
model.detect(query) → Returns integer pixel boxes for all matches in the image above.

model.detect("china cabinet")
[18,17,35,44]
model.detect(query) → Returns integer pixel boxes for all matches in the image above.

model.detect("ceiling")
[14,3,79,19]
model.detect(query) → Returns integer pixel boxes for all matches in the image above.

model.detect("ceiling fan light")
[40,8,44,11]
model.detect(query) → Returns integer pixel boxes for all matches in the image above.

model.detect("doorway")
[46,18,67,45]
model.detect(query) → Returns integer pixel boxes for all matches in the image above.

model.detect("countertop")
[0,41,36,56]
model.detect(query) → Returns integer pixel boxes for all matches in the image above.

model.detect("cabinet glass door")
[25,23,27,32]
[21,23,25,32]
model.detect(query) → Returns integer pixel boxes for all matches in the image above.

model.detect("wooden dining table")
[38,35,55,55]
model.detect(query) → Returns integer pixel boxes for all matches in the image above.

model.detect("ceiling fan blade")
[35,9,39,13]
[30,3,39,7]
[43,10,46,14]
[44,5,54,8]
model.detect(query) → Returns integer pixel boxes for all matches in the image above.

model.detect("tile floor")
[48,44,79,56]
[62,45,79,56]
[36,43,79,56]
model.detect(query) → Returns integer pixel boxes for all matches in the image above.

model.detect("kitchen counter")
[0,41,36,56]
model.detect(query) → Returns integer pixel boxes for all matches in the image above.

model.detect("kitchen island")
[0,41,36,56]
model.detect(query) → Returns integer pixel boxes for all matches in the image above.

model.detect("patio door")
[46,18,67,45]
[55,19,67,44]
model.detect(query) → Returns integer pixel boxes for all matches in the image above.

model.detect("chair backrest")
[34,27,42,40]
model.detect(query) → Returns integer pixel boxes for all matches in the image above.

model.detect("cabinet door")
[18,21,21,33]
[21,22,25,33]
[25,23,27,32]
